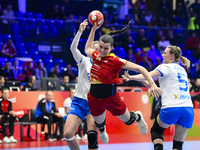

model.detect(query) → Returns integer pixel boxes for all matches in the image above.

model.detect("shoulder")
[39,98,46,103]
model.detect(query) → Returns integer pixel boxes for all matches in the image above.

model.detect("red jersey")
[0,43,16,55]
[91,50,127,85]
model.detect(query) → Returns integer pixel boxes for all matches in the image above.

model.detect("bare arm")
[70,19,88,63]
[85,22,103,58]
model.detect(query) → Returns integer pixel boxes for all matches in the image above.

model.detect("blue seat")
[26,12,34,18]
[3,34,12,42]
[15,11,25,18]
[34,13,43,19]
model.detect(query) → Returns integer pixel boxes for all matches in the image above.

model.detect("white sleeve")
[155,64,169,77]
[63,98,71,108]
[70,31,83,63]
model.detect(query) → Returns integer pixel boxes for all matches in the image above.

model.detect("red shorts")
[88,92,127,116]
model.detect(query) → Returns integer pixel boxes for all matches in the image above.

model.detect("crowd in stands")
[0,1,199,89]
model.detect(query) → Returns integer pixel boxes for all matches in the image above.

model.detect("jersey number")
[177,73,188,91]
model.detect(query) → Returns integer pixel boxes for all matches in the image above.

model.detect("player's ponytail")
[168,46,190,68]
[99,20,132,47]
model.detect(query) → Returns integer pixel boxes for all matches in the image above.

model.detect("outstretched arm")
[122,61,161,98]
[85,22,103,58]
[70,19,88,63]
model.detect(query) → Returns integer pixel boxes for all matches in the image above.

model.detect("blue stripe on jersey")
[90,58,92,64]
[155,69,164,77]
[79,57,83,63]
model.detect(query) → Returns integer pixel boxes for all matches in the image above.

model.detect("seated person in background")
[35,62,48,80]
[22,62,35,82]
[60,75,75,91]
[157,35,171,54]
[0,76,5,90]
[21,75,36,91]
[2,5,17,24]
[0,61,14,80]
[0,88,17,143]
[61,64,76,83]
[0,39,17,58]
[12,60,22,80]
[35,91,64,141]
[48,64,61,79]
[190,78,200,92]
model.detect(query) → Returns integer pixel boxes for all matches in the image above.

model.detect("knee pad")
[88,130,99,149]
[95,119,106,130]
[124,111,136,125]
[173,140,183,150]
[65,136,75,141]
[150,118,166,141]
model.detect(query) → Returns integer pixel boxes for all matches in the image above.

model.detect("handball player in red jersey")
[85,20,161,144]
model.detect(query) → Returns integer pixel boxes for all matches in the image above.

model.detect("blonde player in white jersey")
[122,46,194,150]
[64,19,99,150]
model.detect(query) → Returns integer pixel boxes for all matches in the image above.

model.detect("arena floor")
[0,134,200,150]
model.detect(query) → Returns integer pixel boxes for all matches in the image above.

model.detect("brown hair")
[167,46,190,68]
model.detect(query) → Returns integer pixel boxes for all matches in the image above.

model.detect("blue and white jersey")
[75,56,92,100]
[155,63,193,108]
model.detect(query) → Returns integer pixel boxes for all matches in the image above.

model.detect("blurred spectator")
[188,0,200,18]
[153,30,163,48]
[125,48,135,63]
[157,35,171,54]
[101,21,110,34]
[134,48,144,64]
[21,75,36,91]
[144,10,153,26]
[0,61,14,80]
[166,30,175,45]
[0,39,17,59]
[35,62,47,80]
[110,27,122,48]
[0,4,3,19]
[60,75,75,91]
[47,4,60,19]
[185,32,200,50]
[136,28,150,50]
[12,60,22,80]
[178,1,190,28]
[61,64,76,83]
[0,76,5,90]
[190,78,200,92]
[122,35,138,53]
[22,62,35,82]
[134,0,146,20]
[49,64,61,79]
[136,9,146,26]
[110,14,119,25]
[194,43,200,60]
[2,5,17,24]
[174,24,185,45]
[157,16,168,27]
[122,14,132,25]
[59,5,67,20]
[147,45,161,66]
[194,63,200,79]
[139,56,153,71]
[188,12,199,35]
[158,0,171,18]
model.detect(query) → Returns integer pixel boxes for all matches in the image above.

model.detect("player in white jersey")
[64,19,99,150]
[122,46,194,150]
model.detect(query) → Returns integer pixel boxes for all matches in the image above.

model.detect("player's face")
[162,47,173,63]
[98,41,112,57]
[2,89,9,100]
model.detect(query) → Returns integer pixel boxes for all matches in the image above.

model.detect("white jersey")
[75,56,92,100]
[155,63,193,108]
[63,97,72,116]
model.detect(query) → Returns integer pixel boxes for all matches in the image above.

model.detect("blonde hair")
[167,46,190,68]
[93,41,99,45]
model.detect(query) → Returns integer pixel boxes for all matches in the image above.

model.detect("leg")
[86,114,98,150]
[64,114,82,150]
[1,115,7,138]
[151,115,169,150]
[53,116,64,137]
[172,124,188,150]
[8,115,17,143]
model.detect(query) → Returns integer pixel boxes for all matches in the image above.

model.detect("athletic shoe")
[82,134,87,140]
[48,135,57,142]
[75,134,81,140]
[136,111,148,135]
[3,136,11,143]
[59,135,66,141]
[99,128,109,144]
[9,136,17,143]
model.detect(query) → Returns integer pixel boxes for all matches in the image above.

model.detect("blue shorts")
[159,107,194,128]
[68,96,91,121]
